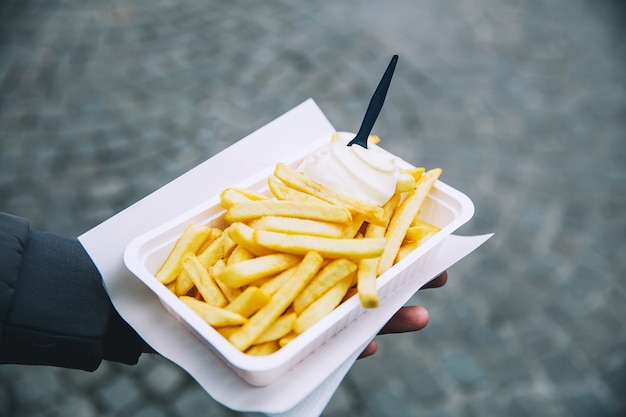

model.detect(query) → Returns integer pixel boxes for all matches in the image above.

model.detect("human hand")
[358,270,448,359]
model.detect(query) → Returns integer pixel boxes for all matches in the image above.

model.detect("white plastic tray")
[124,134,474,386]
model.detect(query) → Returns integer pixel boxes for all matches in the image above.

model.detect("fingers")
[357,271,448,360]
[358,306,429,359]
[422,270,448,289]
[379,305,430,334]
[359,339,378,359]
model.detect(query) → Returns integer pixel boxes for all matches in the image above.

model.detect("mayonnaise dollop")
[298,133,401,206]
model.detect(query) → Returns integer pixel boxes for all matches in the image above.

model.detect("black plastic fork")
[347,54,399,149]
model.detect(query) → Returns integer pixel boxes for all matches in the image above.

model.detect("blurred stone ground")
[1,0,625,416]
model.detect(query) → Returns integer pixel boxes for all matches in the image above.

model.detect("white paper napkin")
[257,233,492,416]
[79,99,492,416]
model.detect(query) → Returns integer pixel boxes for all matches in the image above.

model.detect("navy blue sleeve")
[0,212,146,371]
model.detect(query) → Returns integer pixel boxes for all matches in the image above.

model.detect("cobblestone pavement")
[1,0,625,416]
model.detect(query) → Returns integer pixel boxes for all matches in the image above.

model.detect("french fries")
[227,222,275,257]
[248,216,347,238]
[153,134,442,356]
[224,199,352,225]
[220,187,268,208]
[357,258,379,308]
[253,230,386,259]
[215,253,301,288]
[294,275,353,334]
[358,192,401,307]
[181,254,227,307]
[180,296,248,327]
[293,259,357,314]
[274,163,388,227]
[155,224,217,284]
[229,251,324,351]
[252,312,296,344]
[225,286,271,318]
[377,168,442,275]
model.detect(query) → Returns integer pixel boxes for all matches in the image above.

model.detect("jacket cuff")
[0,213,145,370]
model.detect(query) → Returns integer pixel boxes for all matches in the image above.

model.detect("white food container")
[123,133,474,387]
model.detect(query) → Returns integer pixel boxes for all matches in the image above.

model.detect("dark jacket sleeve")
[0,212,146,371]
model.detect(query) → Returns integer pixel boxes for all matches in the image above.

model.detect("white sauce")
[298,133,400,206]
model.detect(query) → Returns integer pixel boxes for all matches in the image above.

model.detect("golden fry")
[248,216,346,238]
[259,266,297,295]
[180,296,247,327]
[227,222,274,257]
[293,258,357,314]
[182,254,227,307]
[174,268,195,296]
[155,224,216,284]
[293,276,353,334]
[245,275,273,288]
[210,260,243,303]
[274,162,388,227]
[220,187,268,209]
[395,172,417,193]
[267,178,328,204]
[330,132,343,142]
[253,230,386,259]
[216,325,240,339]
[402,167,425,181]
[279,331,298,347]
[225,199,352,225]
[246,340,280,356]
[397,226,439,262]
[344,215,365,238]
[196,229,237,269]
[225,287,271,318]
[364,192,400,239]
[396,241,419,262]
[378,168,442,275]
[196,228,223,256]
[357,257,379,308]
[229,251,324,351]
[252,312,296,344]
[215,253,302,288]
[356,192,401,307]
[407,219,441,239]
[226,245,255,266]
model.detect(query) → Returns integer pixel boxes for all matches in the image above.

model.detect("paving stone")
[487,354,534,391]
[439,350,486,392]
[12,367,63,405]
[563,392,615,417]
[464,394,509,417]
[507,394,567,417]
[96,374,143,414]
[0,386,10,417]
[540,350,590,387]
[602,357,626,399]
[171,387,230,417]
[131,404,169,417]
[361,388,415,417]
[400,368,448,409]
[48,395,100,417]
[142,360,187,396]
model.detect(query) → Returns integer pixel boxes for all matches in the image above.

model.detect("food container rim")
[123,134,475,376]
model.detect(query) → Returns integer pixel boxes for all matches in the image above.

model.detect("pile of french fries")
[155,136,442,356]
